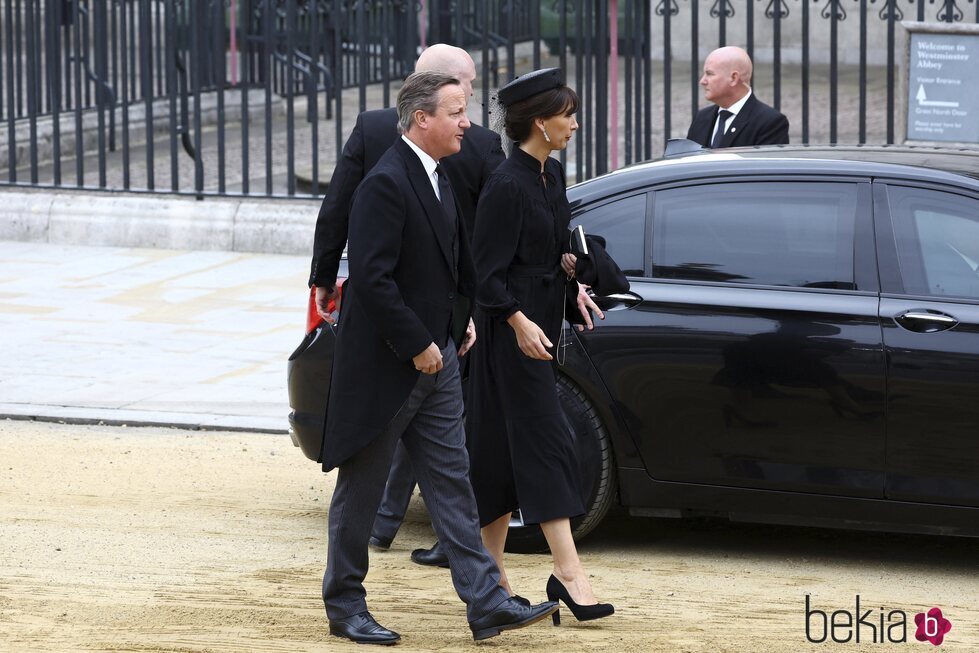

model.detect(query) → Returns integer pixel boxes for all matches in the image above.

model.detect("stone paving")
[0,240,308,432]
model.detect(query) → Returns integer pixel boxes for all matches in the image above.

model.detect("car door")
[876,182,979,508]
[574,177,886,497]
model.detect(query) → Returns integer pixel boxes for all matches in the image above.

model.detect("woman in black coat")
[467,68,614,624]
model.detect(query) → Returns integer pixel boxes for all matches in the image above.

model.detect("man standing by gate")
[687,46,790,148]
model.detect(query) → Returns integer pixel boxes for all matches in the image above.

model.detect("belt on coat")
[508,263,563,284]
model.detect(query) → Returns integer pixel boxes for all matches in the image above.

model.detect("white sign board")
[906,30,979,144]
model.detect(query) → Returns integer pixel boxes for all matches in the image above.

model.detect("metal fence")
[1,0,977,198]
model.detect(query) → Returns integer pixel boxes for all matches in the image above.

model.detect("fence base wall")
[0,189,320,255]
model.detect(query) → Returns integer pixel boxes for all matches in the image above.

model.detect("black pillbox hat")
[497,68,564,107]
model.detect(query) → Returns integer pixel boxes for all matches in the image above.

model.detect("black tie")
[435,164,459,268]
[711,109,733,148]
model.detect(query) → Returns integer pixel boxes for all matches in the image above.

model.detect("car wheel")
[504,374,617,554]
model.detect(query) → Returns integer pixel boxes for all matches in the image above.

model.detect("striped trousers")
[322,340,509,623]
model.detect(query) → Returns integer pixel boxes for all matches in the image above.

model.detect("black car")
[289,143,979,551]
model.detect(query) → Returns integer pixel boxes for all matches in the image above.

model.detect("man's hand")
[314,285,339,323]
[507,312,553,361]
[561,252,577,277]
[458,318,477,357]
[574,284,605,332]
[413,342,444,374]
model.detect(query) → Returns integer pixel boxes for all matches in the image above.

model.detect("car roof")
[568,143,979,205]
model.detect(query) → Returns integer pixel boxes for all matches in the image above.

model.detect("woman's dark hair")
[503,85,579,143]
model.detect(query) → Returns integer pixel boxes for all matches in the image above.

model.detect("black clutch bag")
[570,229,630,296]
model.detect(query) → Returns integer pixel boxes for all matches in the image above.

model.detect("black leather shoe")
[410,541,449,568]
[329,611,400,645]
[469,597,558,641]
[368,535,393,551]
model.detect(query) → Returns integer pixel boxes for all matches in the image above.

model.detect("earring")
[541,125,551,143]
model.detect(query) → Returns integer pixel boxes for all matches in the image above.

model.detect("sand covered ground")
[1,420,975,652]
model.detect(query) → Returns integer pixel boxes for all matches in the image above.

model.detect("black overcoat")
[686,93,789,148]
[309,107,503,288]
[320,138,476,471]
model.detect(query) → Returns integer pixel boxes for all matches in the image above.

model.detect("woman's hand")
[561,253,577,277]
[575,284,605,331]
[506,312,553,360]
[457,318,477,356]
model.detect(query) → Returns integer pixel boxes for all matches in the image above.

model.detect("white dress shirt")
[401,135,441,201]
[711,88,753,144]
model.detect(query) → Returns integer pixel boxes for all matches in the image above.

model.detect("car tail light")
[306,279,346,334]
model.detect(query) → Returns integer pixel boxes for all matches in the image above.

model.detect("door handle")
[894,309,959,333]
[590,290,643,311]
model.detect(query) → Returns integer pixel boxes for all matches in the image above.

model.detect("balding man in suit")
[687,46,789,148]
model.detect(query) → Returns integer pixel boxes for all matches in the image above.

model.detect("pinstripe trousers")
[322,340,510,623]
[370,440,416,542]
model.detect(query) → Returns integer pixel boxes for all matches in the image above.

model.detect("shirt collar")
[401,135,439,178]
[512,146,545,174]
[720,88,752,116]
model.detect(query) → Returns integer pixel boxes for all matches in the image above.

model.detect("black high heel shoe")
[545,574,614,625]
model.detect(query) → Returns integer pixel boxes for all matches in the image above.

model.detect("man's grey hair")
[397,71,460,134]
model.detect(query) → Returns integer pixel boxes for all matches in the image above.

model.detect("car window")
[651,182,858,289]
[887,186,979,300]
[570,194,646,277]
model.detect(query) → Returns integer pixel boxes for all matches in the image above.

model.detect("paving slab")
[0,240,312,433]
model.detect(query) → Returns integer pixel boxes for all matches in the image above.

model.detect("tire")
[504,375,617,554]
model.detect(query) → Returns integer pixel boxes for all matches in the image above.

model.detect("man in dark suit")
[320,71,556,644]
[686,46,789,148]
[308,45,504,569]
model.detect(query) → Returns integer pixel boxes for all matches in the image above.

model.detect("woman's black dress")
[467,146,585,527]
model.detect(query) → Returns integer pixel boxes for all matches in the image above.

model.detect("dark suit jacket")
[308,107,504,289]
[686,93,789,148]
[320,138,477,471]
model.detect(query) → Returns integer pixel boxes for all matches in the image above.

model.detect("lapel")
[696,106,720,147]
[395,139,457,277]
[722,94,758,147]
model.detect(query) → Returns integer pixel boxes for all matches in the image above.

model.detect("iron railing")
[0,0,976,198]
